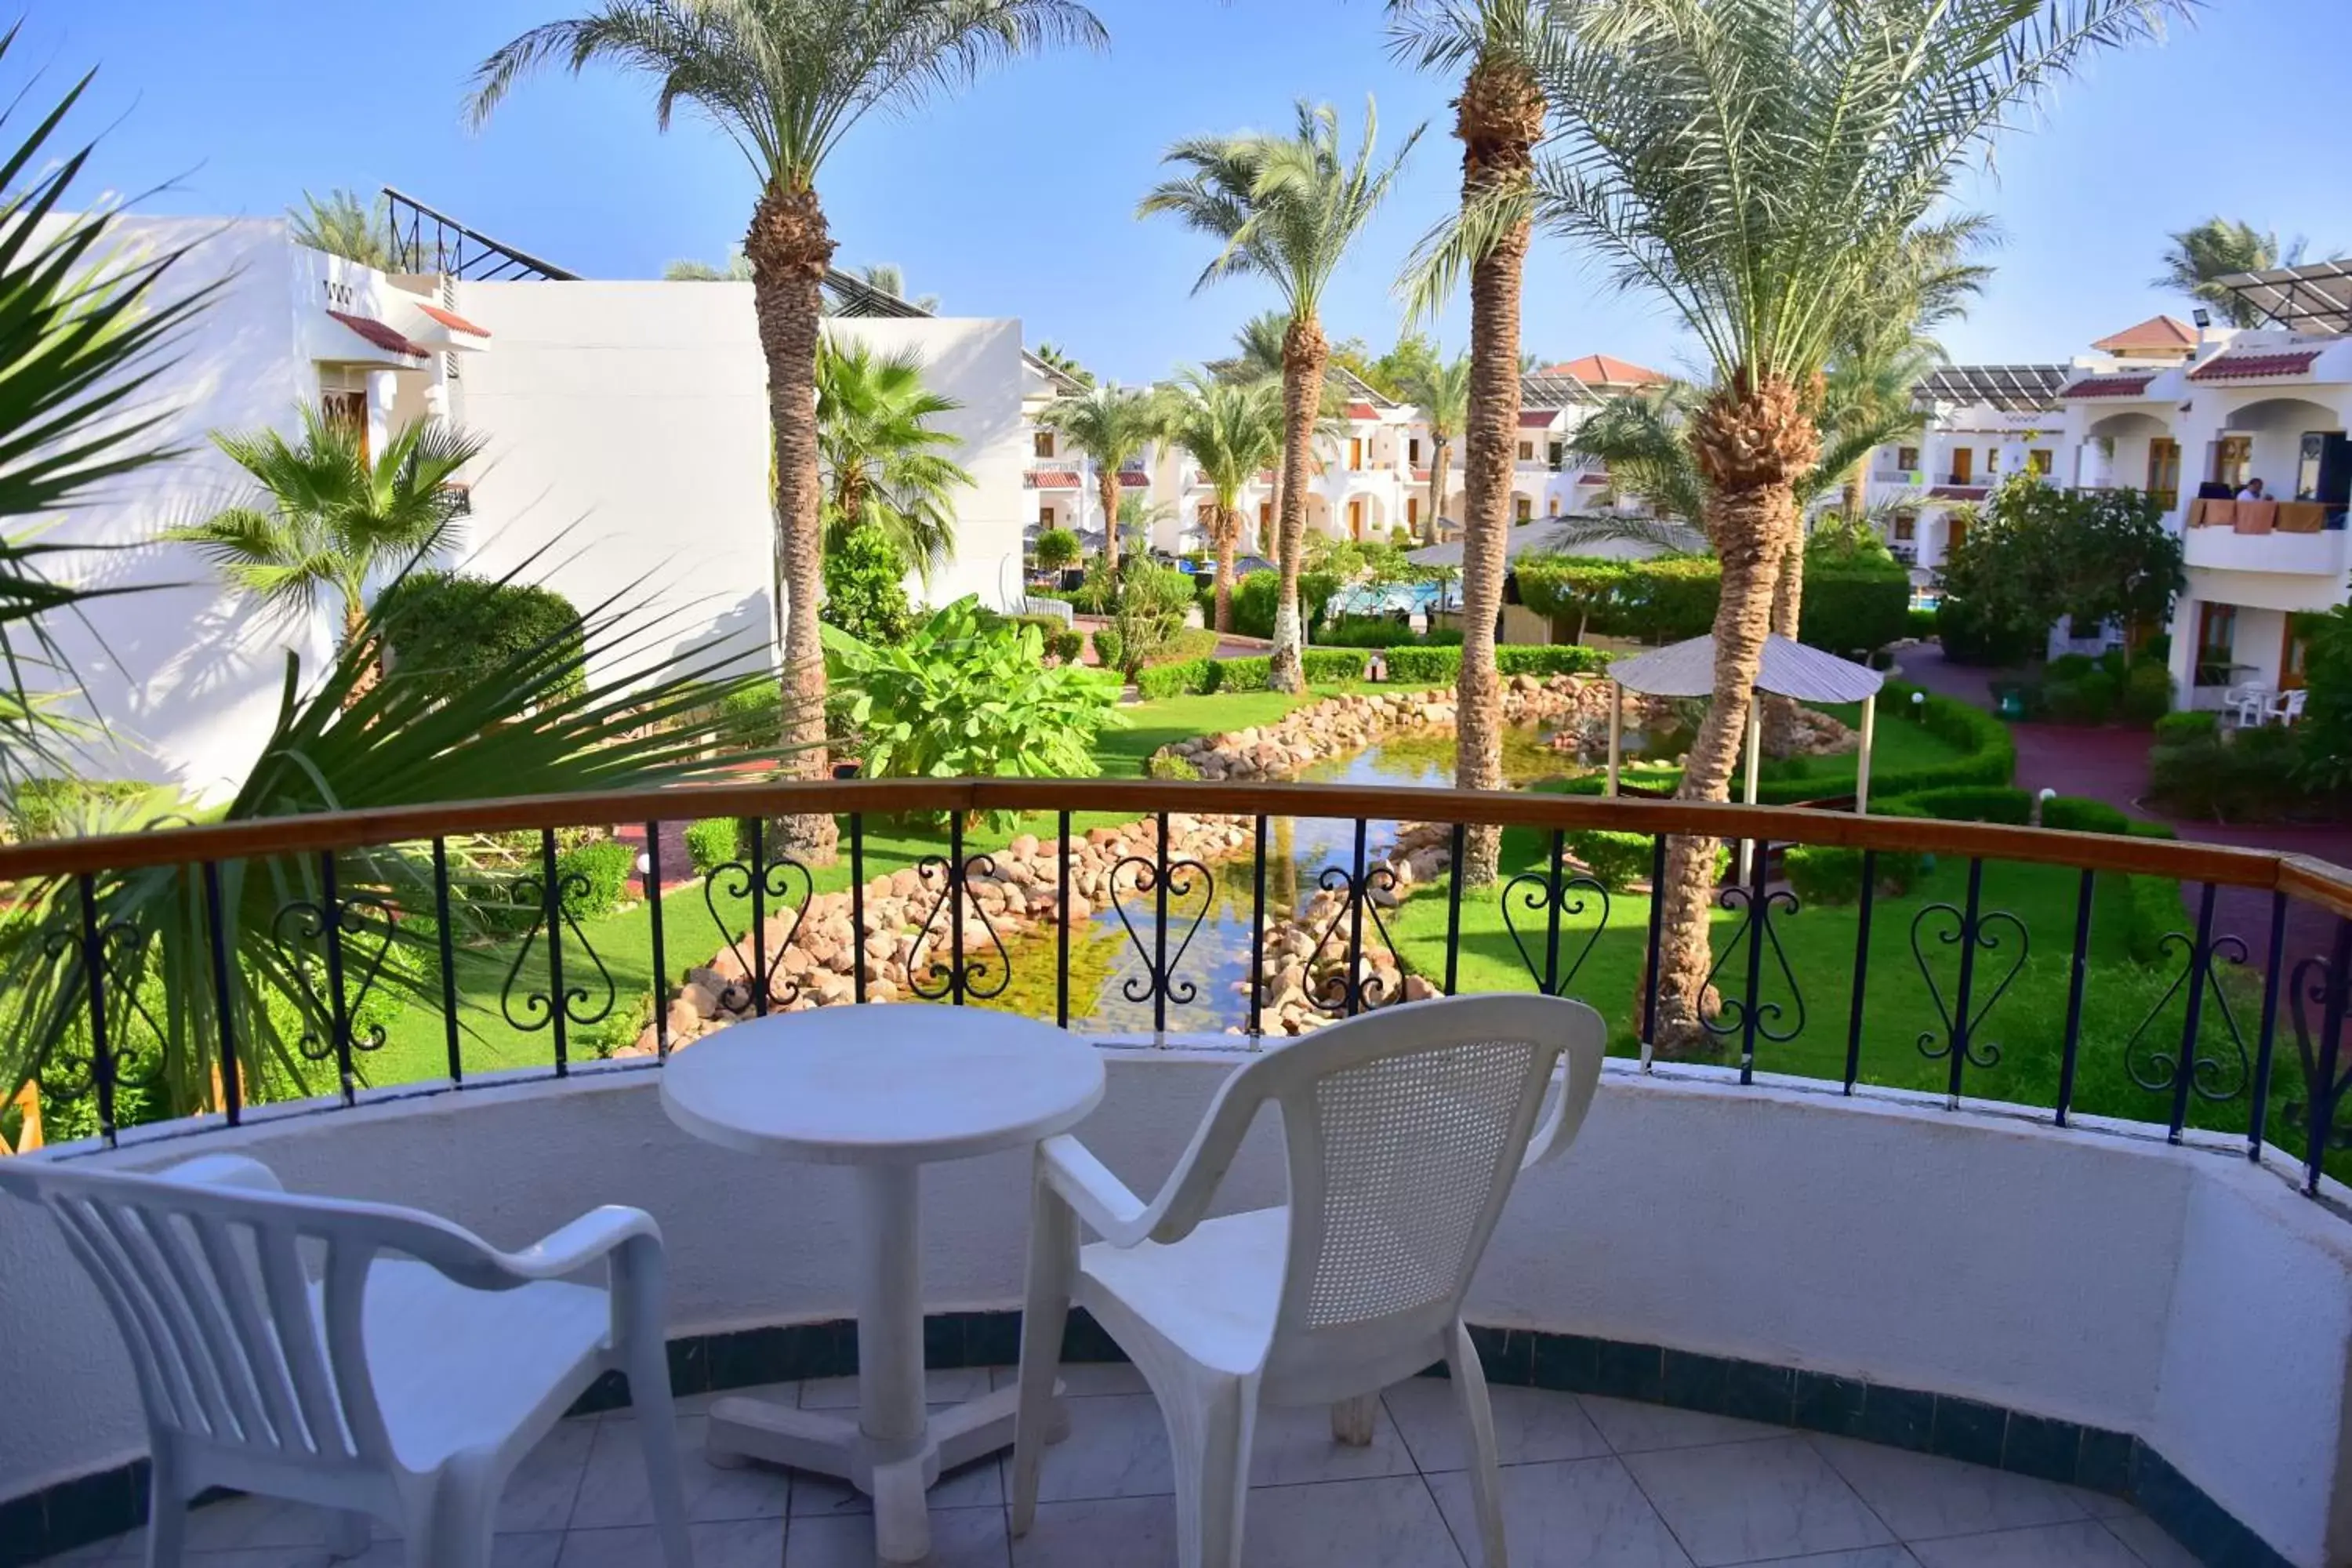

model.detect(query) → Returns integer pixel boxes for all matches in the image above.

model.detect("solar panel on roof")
[2214,261,2352,337]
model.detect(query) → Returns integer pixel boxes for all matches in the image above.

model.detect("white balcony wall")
[2,1054,2345,1563]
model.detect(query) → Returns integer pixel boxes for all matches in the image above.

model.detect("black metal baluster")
[647,825,671,1058]
[2250,890,2286,1161]
[1152,812,1171,1036]
[2169,882,2219,1142]
[1247,815,1267,1039]
[1346,818,1369,1018]
[1543,828,1566,999]
[1057,810,1073,1029]
[2056,869,2095,1127]
[949,814,967,1006]
[1738,841,1769,1084]
[1843,852,1876,1094]
[202,862,242,1125]
[1445,822,1467,996]
[74,873,118,1144]
[746,818,768,1018]
[1946,858,1985,1108]
[432,837,461,1084]
[539,830,569,1075]
[1642,835,1666,1060]
[850,815,868,1007]
[320,853,358,1103]
[2308,917,2351,1196]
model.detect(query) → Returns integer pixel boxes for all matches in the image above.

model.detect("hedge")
[1886,784,2034,825]
[2122,821,2186,964]
[2038,795,2132,835]
[1134,648,1374,699]
[1134,645,1610,699]
[684,818,741,874]
[1512,555,1909,654]
[1230,570,1341,641]
[1565,829,1651,892]
[377,572,587,699]
[555,839,638,918]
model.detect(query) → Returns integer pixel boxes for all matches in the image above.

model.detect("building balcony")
[1,780,2347,1566]
[2183,516,2352,577]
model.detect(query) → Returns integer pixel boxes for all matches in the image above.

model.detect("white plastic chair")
[1009,993,1606,1568]
[2269,688,2309,726]
[2225,682,2271,728]
[0,1153,692,1568]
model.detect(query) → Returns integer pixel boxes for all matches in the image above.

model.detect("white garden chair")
[1009,993,1606,1568]
[0,1152,692,1568]
[2267,688,2309,726]
[2226,682,2272,728]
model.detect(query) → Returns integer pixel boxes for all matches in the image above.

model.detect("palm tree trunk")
[340,597,378,707]
[1759,530,1807,754]
[1270,316,1329,694]
[746,179,837,864]
[1214,503,1240,633]
[1652,376,1820,1054]
[1452,46,1544,886]
[1099,469,1121,574]
[1425,441,1446,544]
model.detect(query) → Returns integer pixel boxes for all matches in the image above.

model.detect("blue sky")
[49,0,2352,386]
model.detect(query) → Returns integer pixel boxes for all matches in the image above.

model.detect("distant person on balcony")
[2237,477,2267,502]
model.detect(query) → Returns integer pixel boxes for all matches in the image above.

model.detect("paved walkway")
[36,1369,2199,1567]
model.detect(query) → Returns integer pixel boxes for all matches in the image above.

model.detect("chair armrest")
[156,1154,287,1193]
[1038,1135,1152,1246]
[492,1206,663,1283]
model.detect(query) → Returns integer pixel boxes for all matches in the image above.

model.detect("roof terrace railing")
[2,779,2346,1209]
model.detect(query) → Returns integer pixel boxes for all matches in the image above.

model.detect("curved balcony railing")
[2,778,2347,1210]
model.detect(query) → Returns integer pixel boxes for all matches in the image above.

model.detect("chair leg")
[408,1457,500,1568]
[1446,1319,1508,1568]
[142,1443,186,1568]
[327,1509,372,1559]
[1167,1369,1258,1568]
[615,1239,695,1566]
[1010,1177,1076,1535]
[1330,1394,1378,1446]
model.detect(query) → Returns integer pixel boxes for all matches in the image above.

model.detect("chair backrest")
[0,1153,510,1477]
[1218,995,1605,1389]
[2281,689,2309,720]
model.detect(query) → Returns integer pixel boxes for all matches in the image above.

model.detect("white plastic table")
[659,1005,1106,1563]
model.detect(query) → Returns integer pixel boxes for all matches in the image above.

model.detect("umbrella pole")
[1739,691,1762,881]
[1856,693,1876,815]
[1606,681,1621,798]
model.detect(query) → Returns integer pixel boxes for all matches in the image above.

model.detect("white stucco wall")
[2,1054,2344,1563]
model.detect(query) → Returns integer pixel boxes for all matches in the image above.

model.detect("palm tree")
[1032,340,1094,387]
[166,405,485,691]
[1166,372,1282,630]
[856,260,941,312]
[2156,218,2302,328]
[1037,383,1167,574]
[1400,352,1471,542]
[1141,98,1421,693]
[288,188,418,270]
[1222,310,1290,385]
[664,249,752,280]
[468,0,1105,863]
[1391,2,1544,884]
[816,335,971,586]
[1508,0,2176,1050]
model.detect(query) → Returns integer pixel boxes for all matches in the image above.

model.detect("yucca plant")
[0,562,788,1130]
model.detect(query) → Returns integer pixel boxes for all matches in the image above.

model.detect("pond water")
[1015,718,1679,1035]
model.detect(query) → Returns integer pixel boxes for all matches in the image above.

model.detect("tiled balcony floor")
[41,1367,2201,1567]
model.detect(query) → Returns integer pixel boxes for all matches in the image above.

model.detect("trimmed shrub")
[1383,646,1461,684]
[1497,644,1613,677]
[1565,829,1652,892]
[716,684,780,750]
[2038,795,2132,835]
[2119,820,2187,964]
[1033,528,1081,572]
[1230,570,1341,641]
[1145,752,1203,782]
[1318,615,1418,648]
[1905,607,1939,641]
[1799,568,1913,658]
[1303,648,1371,684]
[1890,785,2033,824]
[1935,594,2039,666]
[1425,626,1465,646]
[2154,710,2218,744]
[377,572,587,700]
[821,524,916,646]
[1513,555,1905,655]
[684,818,742,874]
[1783,844,1926,906]
[1137,659,1214,700]
[1219,656,1273,691]
[2044,669,2118,725]
[555,839,638,918]
[2118,659,2172,724]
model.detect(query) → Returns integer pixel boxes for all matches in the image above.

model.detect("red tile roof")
[1518,410,1558,429]
[416,302,491,338]
[2063,373,2158,398]
[1025,470,1082,488]
[325,309,431,360]
[1118,471,1150,488]
[1345,401,1378,420]
[2091,314,2198,354]
[1929,485,1989,501]
[1544,353,1668,387]
[2189,349,2324,382]
[1577,474,1610,485]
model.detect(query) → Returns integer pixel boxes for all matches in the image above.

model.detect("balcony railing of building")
[3,779,2347,1214]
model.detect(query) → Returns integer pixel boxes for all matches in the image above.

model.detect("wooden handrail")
[0,779,2309,898]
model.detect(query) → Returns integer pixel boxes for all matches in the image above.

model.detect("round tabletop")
[659,1005,1106,1166]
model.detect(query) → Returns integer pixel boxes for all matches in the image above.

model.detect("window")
[1406,496,1420,528]
[2195,601,2238,686]
[1548,495,1561,516]
[1515,495,1534,522]
[321,387,369,466]
[1033,431,1054,459]
[1408,437,1422,466]
[1039,505,1055,529]
[1896,445,1919,472]
[2216,435,2252,488]
[2147,437,2180,504]
[1260,500,1274,528]
[1949,447,1974,485]
[1348,437,1363,471]
[2028,448,2053,477]
[1517,440,1535,463]
[1348,497,1366,539]
[1548,441,1566,471]
[2284,618,2312,691]
[1893,512,1916,543]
